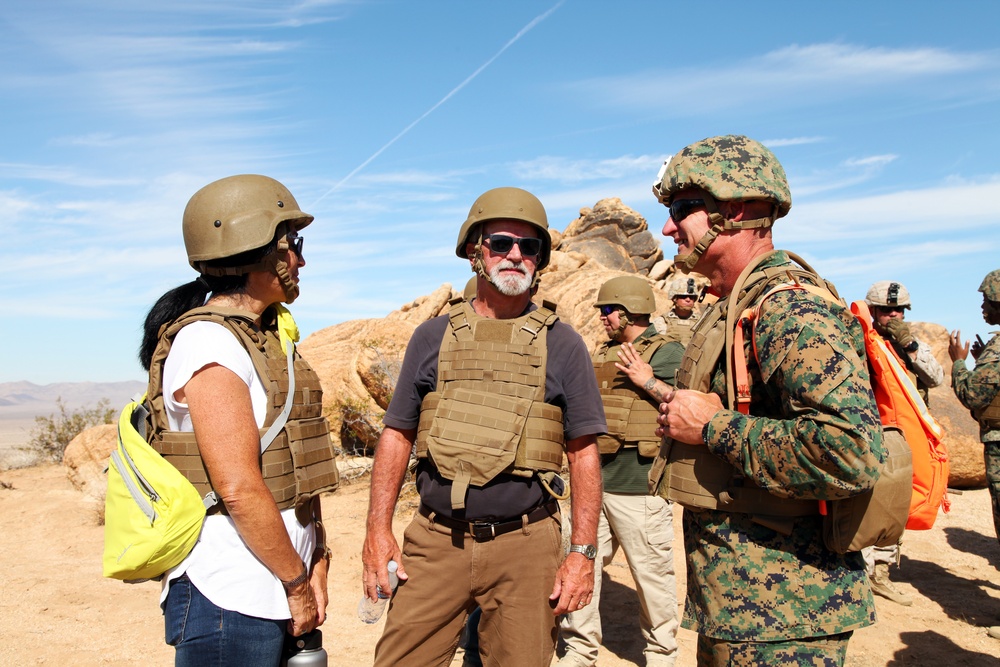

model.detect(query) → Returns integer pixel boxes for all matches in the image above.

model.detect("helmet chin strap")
[471,230,495,285]
[672,196,776,273]
[609,308,632,342]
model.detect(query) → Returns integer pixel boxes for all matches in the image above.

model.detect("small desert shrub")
[24,398,115,464]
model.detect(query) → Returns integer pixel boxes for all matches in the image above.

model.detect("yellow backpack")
[102,398,207,582]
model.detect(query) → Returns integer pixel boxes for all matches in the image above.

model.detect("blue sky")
[3,1,999,384]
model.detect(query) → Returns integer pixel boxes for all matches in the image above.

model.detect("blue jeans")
[165,575,286,667]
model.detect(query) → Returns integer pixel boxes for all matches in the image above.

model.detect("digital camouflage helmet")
[652,135,791,272]
[595,275,655,341]
[183,174,312,303]
[667,276,700,300]
[979,269,1000,302]
[865,281,911,310]
[456,187,551,284]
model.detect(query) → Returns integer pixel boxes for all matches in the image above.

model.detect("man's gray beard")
[489,260,532,296]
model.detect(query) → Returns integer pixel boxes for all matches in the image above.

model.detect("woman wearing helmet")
[138,175,339,666]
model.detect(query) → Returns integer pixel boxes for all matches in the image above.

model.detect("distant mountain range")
[0,380,146,413]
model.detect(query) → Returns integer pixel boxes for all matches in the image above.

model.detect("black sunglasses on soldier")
[483,234,542,257]
[669,198,707,222]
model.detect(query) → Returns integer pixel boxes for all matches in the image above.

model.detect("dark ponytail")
[137,274,248,371]
[139,229,283,370]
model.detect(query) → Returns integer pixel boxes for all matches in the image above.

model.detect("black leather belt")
[419,502,558,542]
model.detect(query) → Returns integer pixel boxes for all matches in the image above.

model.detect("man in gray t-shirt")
[362,187,606,667]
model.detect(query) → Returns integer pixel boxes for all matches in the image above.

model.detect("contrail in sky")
[310,0,565,206]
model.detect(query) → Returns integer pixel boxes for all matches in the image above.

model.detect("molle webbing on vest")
[147,307,339,514]
[415,298,565,510]
[650,251,840,522]
[976,392,1000,430]
[594,335,669,457]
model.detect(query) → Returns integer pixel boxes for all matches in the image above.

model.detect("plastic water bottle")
[281,628,328,667]
[357,560,399,624]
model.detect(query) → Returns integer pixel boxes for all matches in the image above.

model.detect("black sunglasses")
[669,198,706,222]
[598,304,619,316]
[287,234,304,258]
[483,234,542,257]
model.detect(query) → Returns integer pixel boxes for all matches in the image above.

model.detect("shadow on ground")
[888,630,997,666]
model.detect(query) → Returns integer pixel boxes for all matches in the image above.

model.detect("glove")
[881,318,915,349]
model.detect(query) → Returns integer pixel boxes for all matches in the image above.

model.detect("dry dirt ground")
[1,464,998,666]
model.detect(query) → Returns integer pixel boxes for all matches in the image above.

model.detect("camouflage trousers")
[695,632,851,667]
[986,441,1000,545]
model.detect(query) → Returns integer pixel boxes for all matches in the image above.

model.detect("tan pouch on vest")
[822,426,912,553]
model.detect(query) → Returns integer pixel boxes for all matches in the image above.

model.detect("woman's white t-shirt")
[157,321,315,619]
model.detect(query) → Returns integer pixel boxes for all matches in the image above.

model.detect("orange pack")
[732,286,949,533]
[849,301,950,530]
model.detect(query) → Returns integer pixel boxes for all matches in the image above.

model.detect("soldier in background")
[558,276,681,667]
[649,135,884,666]
[949,268,1000,641]
[865,280,944,406]
[653,276,702,346]
[862,280,944,606]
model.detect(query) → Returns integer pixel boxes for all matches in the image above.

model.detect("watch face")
[584,545,597,559]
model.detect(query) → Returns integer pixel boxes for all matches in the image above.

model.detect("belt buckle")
[471,521,497,542]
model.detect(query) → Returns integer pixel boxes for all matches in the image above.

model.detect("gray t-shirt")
[384,304,606,520]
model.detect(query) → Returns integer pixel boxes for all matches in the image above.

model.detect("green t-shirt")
[600,327,683,494]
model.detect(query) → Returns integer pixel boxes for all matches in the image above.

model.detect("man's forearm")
[565,435,602,545]
[366,426,415,532]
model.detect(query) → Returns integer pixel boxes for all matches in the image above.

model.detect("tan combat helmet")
[595,275,654,341]
[651,135,791,272]
[456,187,551,284]
[865,281,911,310]
[979,269,1000,302]
[667,276,700,300]
[183,175,312,302]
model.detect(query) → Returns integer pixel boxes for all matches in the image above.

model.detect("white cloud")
[785,176,1000,244]
[762,136,826,147]
[510,155,663,183]
[572,43,998,112]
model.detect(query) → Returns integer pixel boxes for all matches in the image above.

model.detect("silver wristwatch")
[569,544,597,560]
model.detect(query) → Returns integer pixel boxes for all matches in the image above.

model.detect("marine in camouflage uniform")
[949,269,1000,642]
[649,135,884,666]
[949,269,1000,546]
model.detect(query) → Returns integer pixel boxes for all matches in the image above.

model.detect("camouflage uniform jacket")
[683,251,883,641]
[951,331,1000,442]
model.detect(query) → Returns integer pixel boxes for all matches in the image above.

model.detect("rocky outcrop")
[63,423,116,501]
[553,198,664,275]
[912,322,986,488]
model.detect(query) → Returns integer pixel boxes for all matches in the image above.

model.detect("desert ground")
[1,462,998,666]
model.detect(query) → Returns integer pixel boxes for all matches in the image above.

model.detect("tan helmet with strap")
[183,174,312,303]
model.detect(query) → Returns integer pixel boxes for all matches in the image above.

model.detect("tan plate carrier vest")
[594,334,672,457]
[147,306,340,519]
[415,298,566,510]
[648,252,844,530]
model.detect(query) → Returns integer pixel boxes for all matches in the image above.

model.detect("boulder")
[911,322,986,488]
[62,423,116,500]
[558,198,663,275]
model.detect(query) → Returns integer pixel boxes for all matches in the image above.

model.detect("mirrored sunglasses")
[598,304,619,316]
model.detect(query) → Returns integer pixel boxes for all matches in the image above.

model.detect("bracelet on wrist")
[280,562,309,590]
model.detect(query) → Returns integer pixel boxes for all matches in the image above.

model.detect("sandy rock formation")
[911,322,986,487]
[63,423,116,501]
[554,199,664,275]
